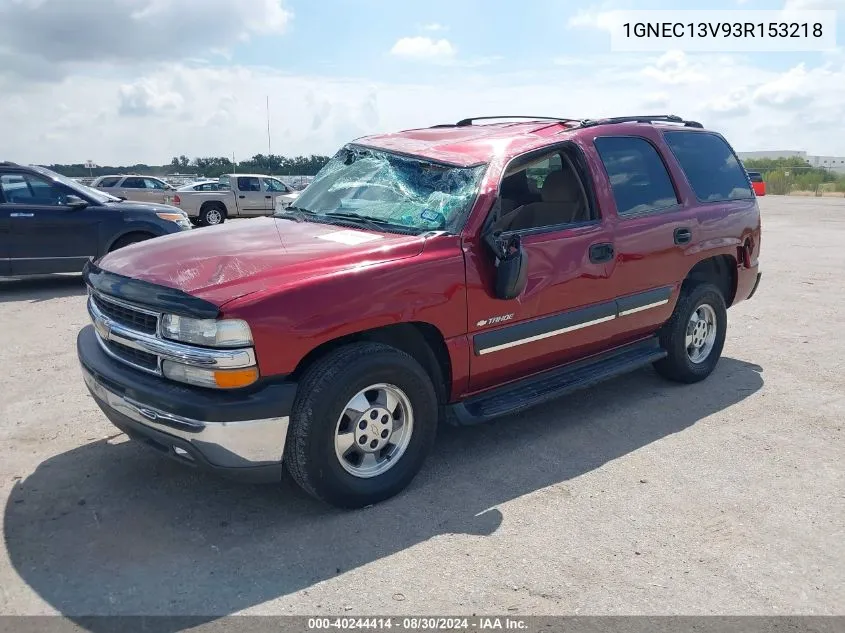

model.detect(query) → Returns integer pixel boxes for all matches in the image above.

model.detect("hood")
[96,216,428,306]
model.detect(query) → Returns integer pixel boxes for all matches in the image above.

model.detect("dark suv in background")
[1,163,192,276]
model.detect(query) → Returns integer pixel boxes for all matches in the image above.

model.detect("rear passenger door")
[236,176,266,215]
[588,133,692,341]
[118,177,147,202]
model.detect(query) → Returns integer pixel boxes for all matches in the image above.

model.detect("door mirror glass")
[486,231,529,300]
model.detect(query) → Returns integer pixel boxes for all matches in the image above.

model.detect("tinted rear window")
[663,131,753,202]
[97,177,120,188]
[593,136,679,216]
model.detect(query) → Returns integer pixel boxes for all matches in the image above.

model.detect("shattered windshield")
[284,145,487,233]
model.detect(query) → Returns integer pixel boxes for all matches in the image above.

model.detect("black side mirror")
[65,195,89,209]
[486,231,529,300]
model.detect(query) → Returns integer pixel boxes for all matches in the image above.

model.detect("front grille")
[93,293,158,334]
[105,339,159,371]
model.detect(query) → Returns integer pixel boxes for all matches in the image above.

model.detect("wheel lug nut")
[370,440,378,449]
[359,420,367,430]
[381,415,389,423]
[370,411,378,420]
[359,435,368,445]
[381,430,389,439]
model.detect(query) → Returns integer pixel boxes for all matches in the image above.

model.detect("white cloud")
[567,8,623,31]
[703,89,752,117]
[753,63,816,108]
[0,0,292,81]
[118,80,185,117]
[782,0,845,9]
[390,37,456,61]
[421,23,448,32]
[640,51,708,84]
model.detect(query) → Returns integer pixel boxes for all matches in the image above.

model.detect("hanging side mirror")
[485,230,528,300]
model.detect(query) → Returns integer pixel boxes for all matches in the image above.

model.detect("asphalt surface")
[0,196,843,622]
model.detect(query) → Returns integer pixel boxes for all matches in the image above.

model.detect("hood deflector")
[83,259,221,319]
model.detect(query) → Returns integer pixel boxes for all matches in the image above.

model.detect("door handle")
[589,242,614,263]
[265,195,272,199]
[10,212,34,218]
[238,195,246,199]
[674,227,692,244]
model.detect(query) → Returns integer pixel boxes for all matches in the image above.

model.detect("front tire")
[653,282,727,384]
[284,342,438,509]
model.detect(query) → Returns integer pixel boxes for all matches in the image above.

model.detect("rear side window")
[594,136,679,216]
[97,177,120,188]
[122,177,145,188]
[664,131,753,202]
[237,177,261,191]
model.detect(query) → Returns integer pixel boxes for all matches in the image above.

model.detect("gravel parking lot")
[1,196,843,620]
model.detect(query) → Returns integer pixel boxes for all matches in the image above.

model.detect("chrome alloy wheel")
[686,303,718,364]
[205,208,223,225]
[334,383,414,479]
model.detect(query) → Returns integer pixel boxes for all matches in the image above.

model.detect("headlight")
[156,211,186,222]
[162,361,259,389]
[157,211,192,229]
[161,315,253,348]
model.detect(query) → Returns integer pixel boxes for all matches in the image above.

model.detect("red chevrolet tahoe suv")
[77,115,762,509]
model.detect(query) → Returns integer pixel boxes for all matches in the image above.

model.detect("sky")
[0,0,843,166]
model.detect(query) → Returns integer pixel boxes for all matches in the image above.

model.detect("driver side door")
[464,144,619,392]
[1,172,102,275]
[235,176,268,215]
[262,177,291,210]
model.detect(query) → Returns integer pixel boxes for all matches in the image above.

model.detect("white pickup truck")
[167,173,300,226]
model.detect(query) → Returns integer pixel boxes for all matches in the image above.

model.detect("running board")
[447,337,667,425]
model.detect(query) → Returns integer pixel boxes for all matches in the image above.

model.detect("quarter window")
[594,137,679,216]
[663,131,753,202]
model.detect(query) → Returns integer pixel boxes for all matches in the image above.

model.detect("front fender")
[220,235,468,379]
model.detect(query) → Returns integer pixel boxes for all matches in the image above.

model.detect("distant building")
[737,150,845,174]
[737,150,808,161]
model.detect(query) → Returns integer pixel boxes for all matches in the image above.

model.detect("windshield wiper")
[322,211,396,232]
[274,205,315,222]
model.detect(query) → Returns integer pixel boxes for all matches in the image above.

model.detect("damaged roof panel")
[354,121,579,167]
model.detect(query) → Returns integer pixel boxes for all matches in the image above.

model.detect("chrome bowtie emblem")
[95,317,112,340]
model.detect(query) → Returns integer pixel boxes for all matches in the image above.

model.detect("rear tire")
[108,233,154,252]
[284,342,438,509]
[198,203,226,226]
[653,282,727,384]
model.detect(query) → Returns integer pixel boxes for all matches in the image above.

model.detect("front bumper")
[77,325,297,482]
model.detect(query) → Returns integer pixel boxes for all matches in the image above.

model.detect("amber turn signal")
[213,367,260,389]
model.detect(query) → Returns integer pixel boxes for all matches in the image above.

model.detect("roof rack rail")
[578,115,703,129]
[444,116,582,128]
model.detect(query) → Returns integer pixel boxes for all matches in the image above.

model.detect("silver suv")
[90,175,177,204]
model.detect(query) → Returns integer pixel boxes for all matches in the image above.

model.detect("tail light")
[172,195,181,205]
